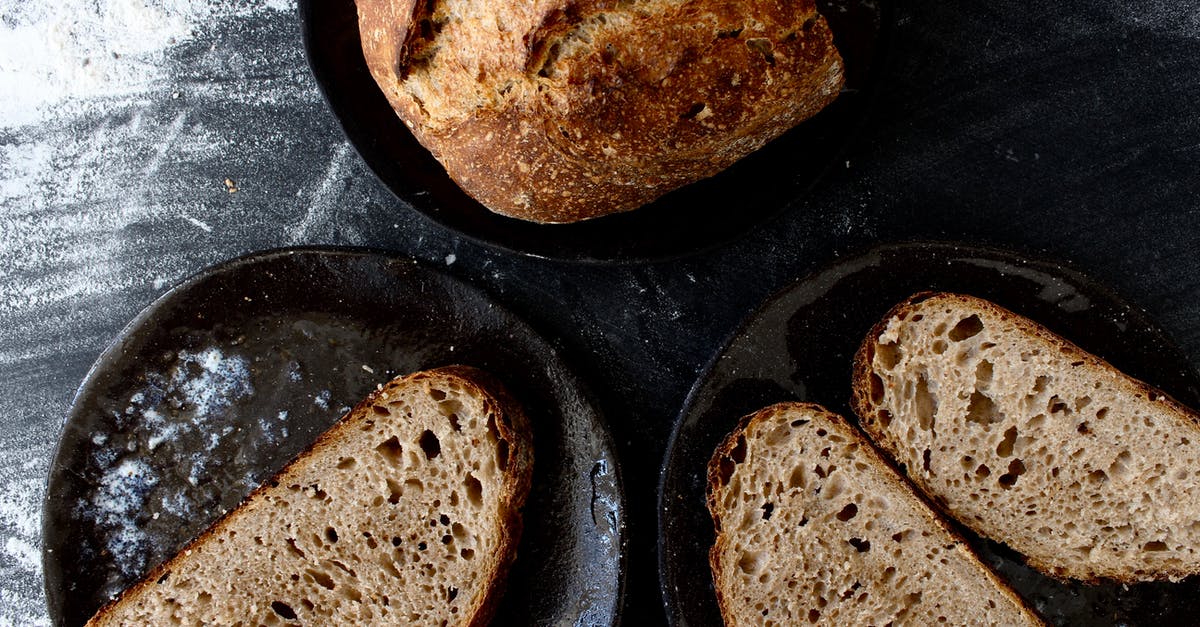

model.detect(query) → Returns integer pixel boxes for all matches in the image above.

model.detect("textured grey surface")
[1,0,1199,624]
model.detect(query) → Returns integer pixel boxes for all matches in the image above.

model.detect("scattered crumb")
[223,178,238,193]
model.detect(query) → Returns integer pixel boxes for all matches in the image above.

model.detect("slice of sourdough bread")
[86,365,533,626]
[707,402,1042,626]
[852,292,1200,582]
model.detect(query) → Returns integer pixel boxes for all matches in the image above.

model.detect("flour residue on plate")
[75,346,286,595]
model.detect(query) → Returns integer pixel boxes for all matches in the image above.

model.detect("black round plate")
[43,247,625,626]
[658,241,1200,626]
[299,0,890,262]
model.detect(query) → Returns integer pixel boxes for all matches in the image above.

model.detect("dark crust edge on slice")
[849,291,1200,583]
[84,365,534,627]
[705,401,1044,626]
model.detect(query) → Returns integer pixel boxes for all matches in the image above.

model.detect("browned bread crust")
[706,402,1042,626]
[85,366,533,626]
[355,0,844,223]
[852,292,1200,582]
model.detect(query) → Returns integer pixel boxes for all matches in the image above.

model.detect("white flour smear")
[0,1,302,623]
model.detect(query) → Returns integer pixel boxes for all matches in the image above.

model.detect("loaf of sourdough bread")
[86,366,533,626]
[853,292,1200,582]
[355,0,844,223]
[707,402,1042,626]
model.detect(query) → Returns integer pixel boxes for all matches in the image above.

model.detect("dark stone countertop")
[1,0,1198,624]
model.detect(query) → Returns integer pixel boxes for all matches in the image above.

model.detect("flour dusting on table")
[0,2,315,621]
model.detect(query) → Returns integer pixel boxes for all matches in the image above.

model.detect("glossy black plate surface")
[658,241,1200,626]
[299,0,890,262]
[43,248,624,626]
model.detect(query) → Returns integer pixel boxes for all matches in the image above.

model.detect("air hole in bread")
[464,474,483,507]
[386,478,403,504]
[336,457,357,470]
[922,448,933,473]
[932,339,947,355]
[875,342,901,370]
[286,538,305,559]
[1048,396,1069,414]
[306,568,335,590]
[913,374,937,431]
[1108,451,1132,478]
[996,426,1018,458]
[835,503,857,521]
[419,430,441,459]
[1031,375,1050,396]
[948,315,984,341]
[1144,541,1169,552]
[716,26,744,38]
[877,409,892,427]
[325,527,339,543]
[975,463,991,478]
[975,359,994,386]
[376,436,404,464]
[822,473,845,500]
[372,405,391,416]
[761,502,774,520]
[868,373,885,404]
[998,459,1026,488]
[271,601,297,620]
[785,464,808,490]
[738,550,764,574]
[437,398,462,417]
[807,608,820,623]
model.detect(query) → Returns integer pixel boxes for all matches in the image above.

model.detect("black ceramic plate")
[658,241,1200,626]
[299,0,890,262]
[42,247,625,626]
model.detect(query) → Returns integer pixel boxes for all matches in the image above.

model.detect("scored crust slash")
[354,0,844,223]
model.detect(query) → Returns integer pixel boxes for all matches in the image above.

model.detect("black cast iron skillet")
[43,247,625,626]
[299,0,892,262]
[659,240,1200,626]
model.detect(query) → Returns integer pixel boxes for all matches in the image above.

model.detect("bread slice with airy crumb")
[86,365,533,626]
[707,402,1042,626]
[852,292,1200,582]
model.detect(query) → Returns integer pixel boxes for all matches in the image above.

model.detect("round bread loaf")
[355,0,845,223]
